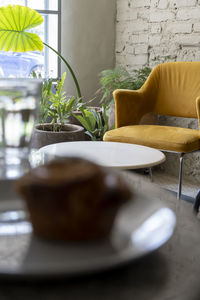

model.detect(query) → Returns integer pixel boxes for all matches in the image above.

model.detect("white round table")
[37,141,165,169]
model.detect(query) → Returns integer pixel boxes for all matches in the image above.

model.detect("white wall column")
[61,0,116,104]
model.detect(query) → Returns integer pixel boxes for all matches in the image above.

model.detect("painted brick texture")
[116,0,200,182]
[116,0,200,67]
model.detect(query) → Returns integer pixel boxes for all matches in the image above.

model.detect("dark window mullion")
[44,14,49,77]
[57,0,61,77]
[36,10,59,15]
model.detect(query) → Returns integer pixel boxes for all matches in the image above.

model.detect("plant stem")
[43,42,82,99]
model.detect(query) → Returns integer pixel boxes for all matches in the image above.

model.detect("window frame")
[34,0,61,79]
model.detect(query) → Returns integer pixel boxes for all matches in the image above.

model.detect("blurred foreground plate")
[0,179,176,279]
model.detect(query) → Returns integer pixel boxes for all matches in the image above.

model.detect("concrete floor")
[152,170,199,202]
[129,169,199,203]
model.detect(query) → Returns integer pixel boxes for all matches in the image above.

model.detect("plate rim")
[0,180,176,279]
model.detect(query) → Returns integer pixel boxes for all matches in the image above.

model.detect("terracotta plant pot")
[31,123,85,149]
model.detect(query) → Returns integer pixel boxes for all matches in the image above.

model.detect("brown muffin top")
[18,157,104,187]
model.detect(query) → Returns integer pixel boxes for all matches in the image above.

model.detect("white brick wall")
[165,22,192,33]
[193,23,200,32]
[131,0,151,8]
[149,10,175,22]
[169,0,197,8]
[176,8,200,20]
[116,0,200,182]
[116,0,200,68]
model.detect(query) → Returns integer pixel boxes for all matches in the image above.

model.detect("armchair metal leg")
[194,189,200,214]
[177,153,184,200]
[149,168,153,182]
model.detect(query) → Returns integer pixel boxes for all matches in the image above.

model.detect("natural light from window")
[0,0,60,79]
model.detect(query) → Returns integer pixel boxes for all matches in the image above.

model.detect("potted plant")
[73,104,113,141]
[31,73,85,148]
[68,97,102,126]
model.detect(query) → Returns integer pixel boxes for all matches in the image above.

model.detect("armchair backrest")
[145,62,200,118]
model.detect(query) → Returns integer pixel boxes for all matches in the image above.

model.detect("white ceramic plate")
[0,179,176,278]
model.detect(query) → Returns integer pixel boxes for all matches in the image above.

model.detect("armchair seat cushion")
[103,125,200,153]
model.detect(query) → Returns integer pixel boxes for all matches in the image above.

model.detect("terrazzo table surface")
[0,171,199,300]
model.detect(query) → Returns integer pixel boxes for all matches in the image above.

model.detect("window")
[0,0,61,78]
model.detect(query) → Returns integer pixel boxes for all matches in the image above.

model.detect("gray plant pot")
[31,123,85,149]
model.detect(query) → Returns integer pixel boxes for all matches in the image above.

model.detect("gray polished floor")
[130,169,199,202]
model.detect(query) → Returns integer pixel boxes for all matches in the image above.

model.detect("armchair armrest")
[196,96,200,129]
[113,89,154,128]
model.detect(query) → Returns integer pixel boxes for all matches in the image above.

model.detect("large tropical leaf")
[0,5,44,52]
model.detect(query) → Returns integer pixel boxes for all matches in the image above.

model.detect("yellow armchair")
[104,62,200,199]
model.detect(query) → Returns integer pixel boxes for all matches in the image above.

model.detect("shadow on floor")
[129,168,197,204]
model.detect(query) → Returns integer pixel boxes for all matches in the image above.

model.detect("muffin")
[16,157,132,241]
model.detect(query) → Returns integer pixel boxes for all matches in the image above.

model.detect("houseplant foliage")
[46,73,76,131]
[0,4,82,99]
[0,5,43,52]
[36,72,77,131]
[38,76,53,124]
[74,105,113,141]
[31,72,84,148]
[37,72,85,130]
[98,66,152,105]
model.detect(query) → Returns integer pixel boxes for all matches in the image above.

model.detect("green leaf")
[60,72,66,87]
[74,114,92,132]
[0,5,44,52]
[92,109,102,129]
[98,66,152,105]
[82,109,96,130]
[102,104,110,127]
[66,97,75,112]
[85,131,96,141]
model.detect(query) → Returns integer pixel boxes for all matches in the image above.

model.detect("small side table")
[37,141,166,170]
